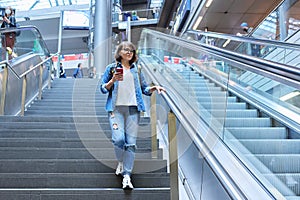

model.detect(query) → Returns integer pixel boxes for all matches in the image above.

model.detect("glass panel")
[252,0,300,41]
[0,26,50,62]
[183,31,300,67]
[139,28,300,198]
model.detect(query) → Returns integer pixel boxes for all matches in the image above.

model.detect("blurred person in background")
[1,6,17,59]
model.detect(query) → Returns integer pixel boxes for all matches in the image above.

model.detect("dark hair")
[77,63,82,68]
[114,41,137,65]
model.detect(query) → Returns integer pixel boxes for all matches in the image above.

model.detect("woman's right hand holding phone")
[112,70,123,82]
[114,68,123,81]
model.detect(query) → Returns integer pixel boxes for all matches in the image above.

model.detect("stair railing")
[0,53,58,116]
[0,61,19,115]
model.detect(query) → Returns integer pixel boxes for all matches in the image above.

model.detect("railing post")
[48,67,51,89]
[0,65,8,115]
[38,65,43,100]
[20,75,27,116]
[168,111,179,200]
[150,91,158,158]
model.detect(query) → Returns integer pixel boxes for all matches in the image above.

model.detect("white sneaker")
[122,174,134,190]
[115,162,123,176]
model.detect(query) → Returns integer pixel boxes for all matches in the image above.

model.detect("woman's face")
[120,45,134,62]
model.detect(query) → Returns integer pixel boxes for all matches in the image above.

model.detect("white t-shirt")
[116,68,137,106]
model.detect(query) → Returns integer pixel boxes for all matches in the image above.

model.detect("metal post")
[20,75,27,116]
[0,65,8,115]
[38,65,43,100]
[94,0,112,76]
[150,92,158,158]
[57,11,63,78]
[48,67,51,89]
[168,111,179,200]
[127,16,131,42]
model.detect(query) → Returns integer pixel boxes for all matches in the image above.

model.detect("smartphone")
[116,67,123,74]
[116,67,123,81]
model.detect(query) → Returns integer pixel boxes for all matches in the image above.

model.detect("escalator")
[138,29,300,199]
[0,25,53,115]
[183,29,300,108]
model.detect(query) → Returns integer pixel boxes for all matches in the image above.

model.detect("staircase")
[0,78,170,199]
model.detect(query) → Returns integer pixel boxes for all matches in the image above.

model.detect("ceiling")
[14,0,284,55]
[0,0,90,11]
[190,0,283,34]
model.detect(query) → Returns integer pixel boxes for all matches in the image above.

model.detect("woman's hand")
[112,71,123,82]
[105,71,123,91]
[3,16,10,23]
[150,85,166,94]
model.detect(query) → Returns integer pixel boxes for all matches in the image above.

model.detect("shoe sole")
[123,186,133,190]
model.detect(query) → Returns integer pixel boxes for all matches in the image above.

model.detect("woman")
[1,6,17,58]
[100,41,165,189]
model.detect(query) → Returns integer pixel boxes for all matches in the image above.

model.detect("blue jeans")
[109,106,140,176]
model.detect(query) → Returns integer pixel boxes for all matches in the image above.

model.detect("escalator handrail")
[0,25,51,57]
[144,29,300,90]
[185,29,300,51]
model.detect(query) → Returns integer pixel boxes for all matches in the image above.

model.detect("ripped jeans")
[109,106,140,176]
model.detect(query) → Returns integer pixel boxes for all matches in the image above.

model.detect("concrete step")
[0,122,151,130]
[0,129,150,138]
[0,116,105,123]
[29,101,107,107]
[26,106,104,111]
[0,147,163,159]
[0,173,170,188]
[24,110,108,116]
[0,189,170,200]
[0,159,167,173]
[0,138,156,149]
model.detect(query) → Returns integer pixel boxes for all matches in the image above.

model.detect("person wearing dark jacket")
[1,6,17,59]
[59,63,66,78]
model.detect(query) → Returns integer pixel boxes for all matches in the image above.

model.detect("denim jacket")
[100,63,152,112]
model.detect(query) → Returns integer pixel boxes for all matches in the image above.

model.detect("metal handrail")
[145,29,300,90]
[19,53,58,79]
[185,29,300,51]
[0,61,20,79]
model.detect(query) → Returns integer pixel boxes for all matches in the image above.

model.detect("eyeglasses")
[122,48,134,53]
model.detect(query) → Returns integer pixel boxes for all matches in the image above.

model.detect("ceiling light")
[193,16,203,30]
[205,0,213,8]
[222,39,231,47]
